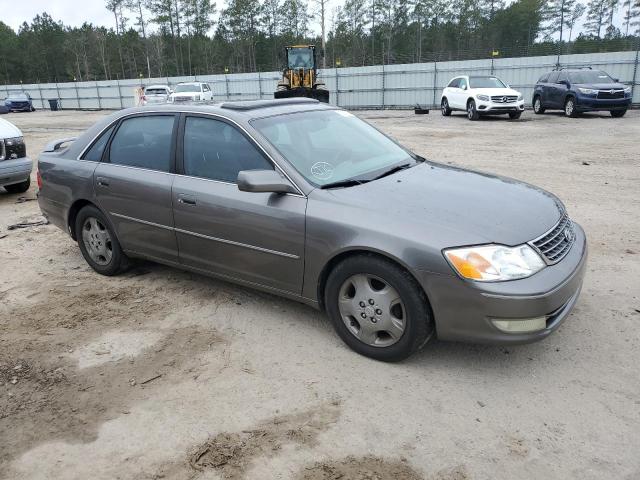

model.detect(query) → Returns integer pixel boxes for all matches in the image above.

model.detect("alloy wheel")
[338,274,406,347]
[81,217,113,266]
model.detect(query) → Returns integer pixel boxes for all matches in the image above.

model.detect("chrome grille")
[491,95,518,103]
[531,213,575,264]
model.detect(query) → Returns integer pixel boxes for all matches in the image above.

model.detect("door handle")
[96,176,110,187]
[177,194,197,205]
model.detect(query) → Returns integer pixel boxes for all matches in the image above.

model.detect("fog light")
[491,317,546,333]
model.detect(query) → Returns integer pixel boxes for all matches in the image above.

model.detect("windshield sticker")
[311,162,334,180]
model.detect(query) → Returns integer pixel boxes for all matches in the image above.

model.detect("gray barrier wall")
[2,50,639,110]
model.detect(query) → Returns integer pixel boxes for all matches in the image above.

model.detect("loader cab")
[286,46,316,70]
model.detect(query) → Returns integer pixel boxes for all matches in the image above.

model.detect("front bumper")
[418,223,587,344]
[0,156,32,187]
[575,95,631,111]
[7,103,32,112]
[475,98,525,114]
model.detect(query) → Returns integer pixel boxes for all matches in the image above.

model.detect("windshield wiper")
[320,178,370,189]
[371,162,414,181]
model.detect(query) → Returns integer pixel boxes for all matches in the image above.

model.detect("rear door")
[172,114,306,294]
[94,113,179,263]
[545,72,562,108]
[446,78,462,109]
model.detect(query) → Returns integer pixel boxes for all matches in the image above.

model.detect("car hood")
[320,162,563,248]
[574,82,626,90]
[0,117,22,138]
[472,87,520,96]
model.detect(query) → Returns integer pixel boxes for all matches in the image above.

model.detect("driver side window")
[459,78,468,90]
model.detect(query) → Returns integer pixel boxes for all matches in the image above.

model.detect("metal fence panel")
[1,50,638,110]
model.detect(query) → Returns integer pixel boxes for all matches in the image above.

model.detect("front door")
[94,113,179,263]
[172,114,306,294]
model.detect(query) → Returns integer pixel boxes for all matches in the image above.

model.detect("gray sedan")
[37,99,587,361]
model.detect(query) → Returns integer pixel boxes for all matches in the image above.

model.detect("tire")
[610,109,627,118]
[508,111,522,119]
[324,254,434,362]
[75,205,129,276]
[467,100,480,120]
[441,97,452,116]
[533,96,545,114]
[564,97,578,118]
[4,177,30,194]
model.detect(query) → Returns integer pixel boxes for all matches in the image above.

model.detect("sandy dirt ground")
[1,108,639,480]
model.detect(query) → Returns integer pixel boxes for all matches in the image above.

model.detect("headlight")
[578,87,598,95]
[4,136,24,147]
[623,86,631,94]
[517,93,523,101]
[444,244,545,282]
[477,94,490,101]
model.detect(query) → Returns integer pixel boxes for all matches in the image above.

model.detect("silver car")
[1,117,31,193]
[37,99,587,361]
[142,85,172,105]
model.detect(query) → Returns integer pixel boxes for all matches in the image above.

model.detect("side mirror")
[237,170,298,194]
[613,78,619,83]
[559,80,569,87]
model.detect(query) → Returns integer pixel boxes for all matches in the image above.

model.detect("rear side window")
[538,73,549,83]
[183,116,273,183]
[83,125,115,162]
[108,115,175,172]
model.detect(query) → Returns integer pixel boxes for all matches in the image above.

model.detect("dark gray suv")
[37,99,587,361]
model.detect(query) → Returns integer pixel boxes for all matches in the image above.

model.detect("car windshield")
[469,76,506,88]
[175,84,200,93]
[252,110,414,187]
[287,48,314,69]
[7,91,27,100]
[569,71,614,84]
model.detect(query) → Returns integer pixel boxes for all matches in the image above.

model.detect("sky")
[0,0,629,40]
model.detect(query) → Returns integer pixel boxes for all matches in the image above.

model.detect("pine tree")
[585,0,608,37]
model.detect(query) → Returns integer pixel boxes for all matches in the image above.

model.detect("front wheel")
[509,111,522,119]
[533,96,545,114]
[564,97,578,118]
[610,109,627,118]
[467,100,480,121]
[325,254,434,362]
[75,205,129,276]
[4,178,30,194]
[441,98,452,116]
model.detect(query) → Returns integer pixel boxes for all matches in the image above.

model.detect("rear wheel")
[467,100,480,121]
[325,254,434,362]
[564,97,578,118]
[509,111,522,119]
[533,96,545,114]
[4,178,30,194]
[441,98,452,116]
[75,205,129,276]
[610,109,627,118]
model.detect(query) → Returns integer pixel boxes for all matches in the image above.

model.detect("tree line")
[0,0,639,85]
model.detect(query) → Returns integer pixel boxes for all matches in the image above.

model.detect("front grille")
[10,101,29,108]
[597,90,624,99]
[531,213,575,264]
[491,95,518,103]
[173,97,191,103]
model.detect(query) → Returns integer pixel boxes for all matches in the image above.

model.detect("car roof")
[145,84,170,90]
[176,81,206,85]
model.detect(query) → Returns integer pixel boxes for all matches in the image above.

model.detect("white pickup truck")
[0,118,31,193]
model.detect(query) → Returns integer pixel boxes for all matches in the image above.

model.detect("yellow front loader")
[274,45,329,103]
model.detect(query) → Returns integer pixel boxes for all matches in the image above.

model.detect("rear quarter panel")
[38,151,98,234]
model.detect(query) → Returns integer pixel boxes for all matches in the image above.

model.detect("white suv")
[441,75,525,120]
[170,82,213,103]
